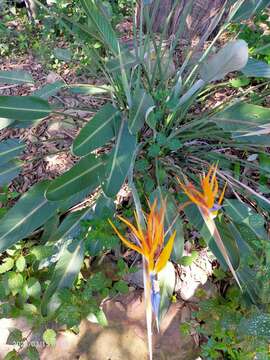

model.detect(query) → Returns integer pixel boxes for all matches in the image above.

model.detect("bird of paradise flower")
[109,199,176,360]
[178,164,241,289]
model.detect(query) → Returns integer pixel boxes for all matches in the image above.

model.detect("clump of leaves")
[185,286,270,359]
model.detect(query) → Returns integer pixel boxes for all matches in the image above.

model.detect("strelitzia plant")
[109,198,176,360]
[178,164,241,288]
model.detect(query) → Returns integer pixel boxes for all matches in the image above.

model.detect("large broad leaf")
[0,70,33,85]
[200,40,248,82]
[0,160,22,186]
[224,199,268,240]
[106,49,137,74]
[184,203,239,270]
[49,208,92,245]
[237,268,262,304]
[231,0,270,22]
[102,120,136,198]
[213,103,270,144]
[0,181,58,253]
[58,187,93,212]
[41,237,85,315]
[68,84,112,95]
[46,154,104,201]
[72,103,120,156]
[0,96,52,121]
[128,88,154,134]
[7,81,61,126]
[39,207,93,270]
[0,118,15,130]
[0,139,25,166]
[80,0,119,55]
[32,81,65,100]
[227,222,261,303]
[215,220,240,271]
[241,58,270,78]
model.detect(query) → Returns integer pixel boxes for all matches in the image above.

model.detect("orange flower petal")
[218,182,227,205]
[117,215,143,243]
[154,230,176,273]
[108,219,145,256]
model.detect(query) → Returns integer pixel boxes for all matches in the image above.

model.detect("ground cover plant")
[1,0,270,359]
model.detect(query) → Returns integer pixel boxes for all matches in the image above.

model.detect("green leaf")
[259,152,270,175]
[184,204,239,271]
[167,139,182,151]
[241,58,270,78]
[239,313,270,337]
[128,88,154,134]
[114,280,129,294]
[224,199,267,240]
[148,144,160,157]
[41,237,85,315]
[0,160,22,186]
[94,309,108,327]
[46,154,104,201]
[158,261,175,322]
[0,96,52,121]
[0,181,58,253]
[21,303,39,319]
[53,48,71,62]
[0,257,14,274]
[57,304,81,327]
[69,84,111,95]
[180,251,199,266]
[88,272,112,292]
[215,220,240,271]
[15,256,26,272]
[0,118,15,131]
[0,70,33,85]
[3,350,21,360]
[229,76,250,88]
[80,0,119,55]
[72,104,120,156]
[231,0,270,21]
[213,103,270,144]
[30,245,55,262]
[26,278,41,299]
[102,120,136,197]
[39,208,92,269]
[106,49,137,73]
[25,346,40,360]
[58,187,94,212]
[0,139,25,165]
[8,272,24,295]
[200,40,248,82]
[40,215,60,243]
[87,308,108,326]
[53,207,92,242]
[43,329,56,347]
[32,81,65,100]
[6,329,23,345]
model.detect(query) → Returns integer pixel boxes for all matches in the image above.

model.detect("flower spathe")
[108,198,176,274]
[109,198,176,360]
[178,164,241,289]
[178,164,226,219]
